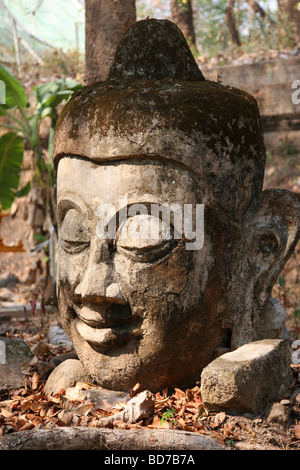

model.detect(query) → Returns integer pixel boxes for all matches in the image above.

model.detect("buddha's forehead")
[57,156,204,209]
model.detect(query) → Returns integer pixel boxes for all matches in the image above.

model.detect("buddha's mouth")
[73,302,141,348]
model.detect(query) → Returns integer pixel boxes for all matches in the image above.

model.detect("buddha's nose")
[74,238,125,303]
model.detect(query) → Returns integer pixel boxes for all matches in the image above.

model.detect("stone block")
[0,335,33,391]
[200,339,293,414]
[44,359,92,396]
[266,402,291,425]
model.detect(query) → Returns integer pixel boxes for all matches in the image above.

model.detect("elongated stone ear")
[229,189,300,348]
[243,189,299,297]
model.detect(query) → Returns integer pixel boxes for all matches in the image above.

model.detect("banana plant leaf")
[0,132,24,210]
[0,64,27,114]
[35,78,81,112]
[34,78,82,161]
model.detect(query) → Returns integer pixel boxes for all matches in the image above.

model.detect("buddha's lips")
[73,302,140,348]
[73,302,132,328]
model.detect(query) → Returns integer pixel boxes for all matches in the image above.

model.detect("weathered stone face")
[56,158,226,390]
[54,19,300,392]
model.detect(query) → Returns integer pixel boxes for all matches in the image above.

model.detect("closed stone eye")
[59,208,90,254]
[60,239,90,254]
[115,214,175,262]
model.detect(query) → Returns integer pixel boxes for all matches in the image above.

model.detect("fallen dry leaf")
[174,388,186,400]
[21,361,32,375]
[113,419,127,429]
[178,417,188,430]
[18,422,35,431]
[213,411,226,427]
[57,411,73,426]
[131,383,143,396]
[32,372,40,390]
[73,403,94,416]
[64,382,90,402]
[31,341,49,357]
[293,425,300,439]
[0,409,14,419]
[159,420,170,429]
[186,389,194,402]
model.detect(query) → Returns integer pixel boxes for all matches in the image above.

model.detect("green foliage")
[0,64,27,112]
[193,0,231,58]
[225,438,235,447]
[136,0,299,59]
[294,307,300,318]
[191,0,297,59]
[160,407,176,427]
[15,180,31,198]
[278,276,286,287]
[0,132,24,210]
[266,149,273,160]
[0,64,81,211]
[176,0,189,9]
[34,78,82,161]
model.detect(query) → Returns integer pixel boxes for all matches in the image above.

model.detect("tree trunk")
[283,0,300,41]
[170,0,197,50]
[225,0,241,46]
[0,427,225,450]
[247,0,275,24]
[85,0,136,85]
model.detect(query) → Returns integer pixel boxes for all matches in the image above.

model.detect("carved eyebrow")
[55,154,199,181]
[57,192,90,224]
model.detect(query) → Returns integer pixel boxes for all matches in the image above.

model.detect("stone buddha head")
[53,19,300,392]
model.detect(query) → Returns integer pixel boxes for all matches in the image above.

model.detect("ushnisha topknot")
[53,19,265,219]
[109,18,205,82]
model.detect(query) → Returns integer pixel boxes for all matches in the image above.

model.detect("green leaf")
[15,181,31,198]
[35,81,60,104]
[40,106,53,119]
[0,132,24,210]
[34,234,47,242]
[0,64,27,110]
[293,308,300,318]
[35,79,81,107]
[0,104,8,116]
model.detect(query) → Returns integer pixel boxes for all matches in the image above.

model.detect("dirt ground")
[0,310,299,450]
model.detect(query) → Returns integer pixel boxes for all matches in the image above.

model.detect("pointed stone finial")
[109,19,205,81]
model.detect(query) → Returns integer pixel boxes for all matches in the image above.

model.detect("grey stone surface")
[84,388,129,408]
[44,359,92,395]
[0,335,33,390]
[266,402,292,425]
[48,325,73,349]
[200,339,293,414]
[262,298,289,340]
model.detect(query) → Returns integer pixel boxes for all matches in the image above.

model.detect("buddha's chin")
[67,317,144,390]
[58,289,219,392]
